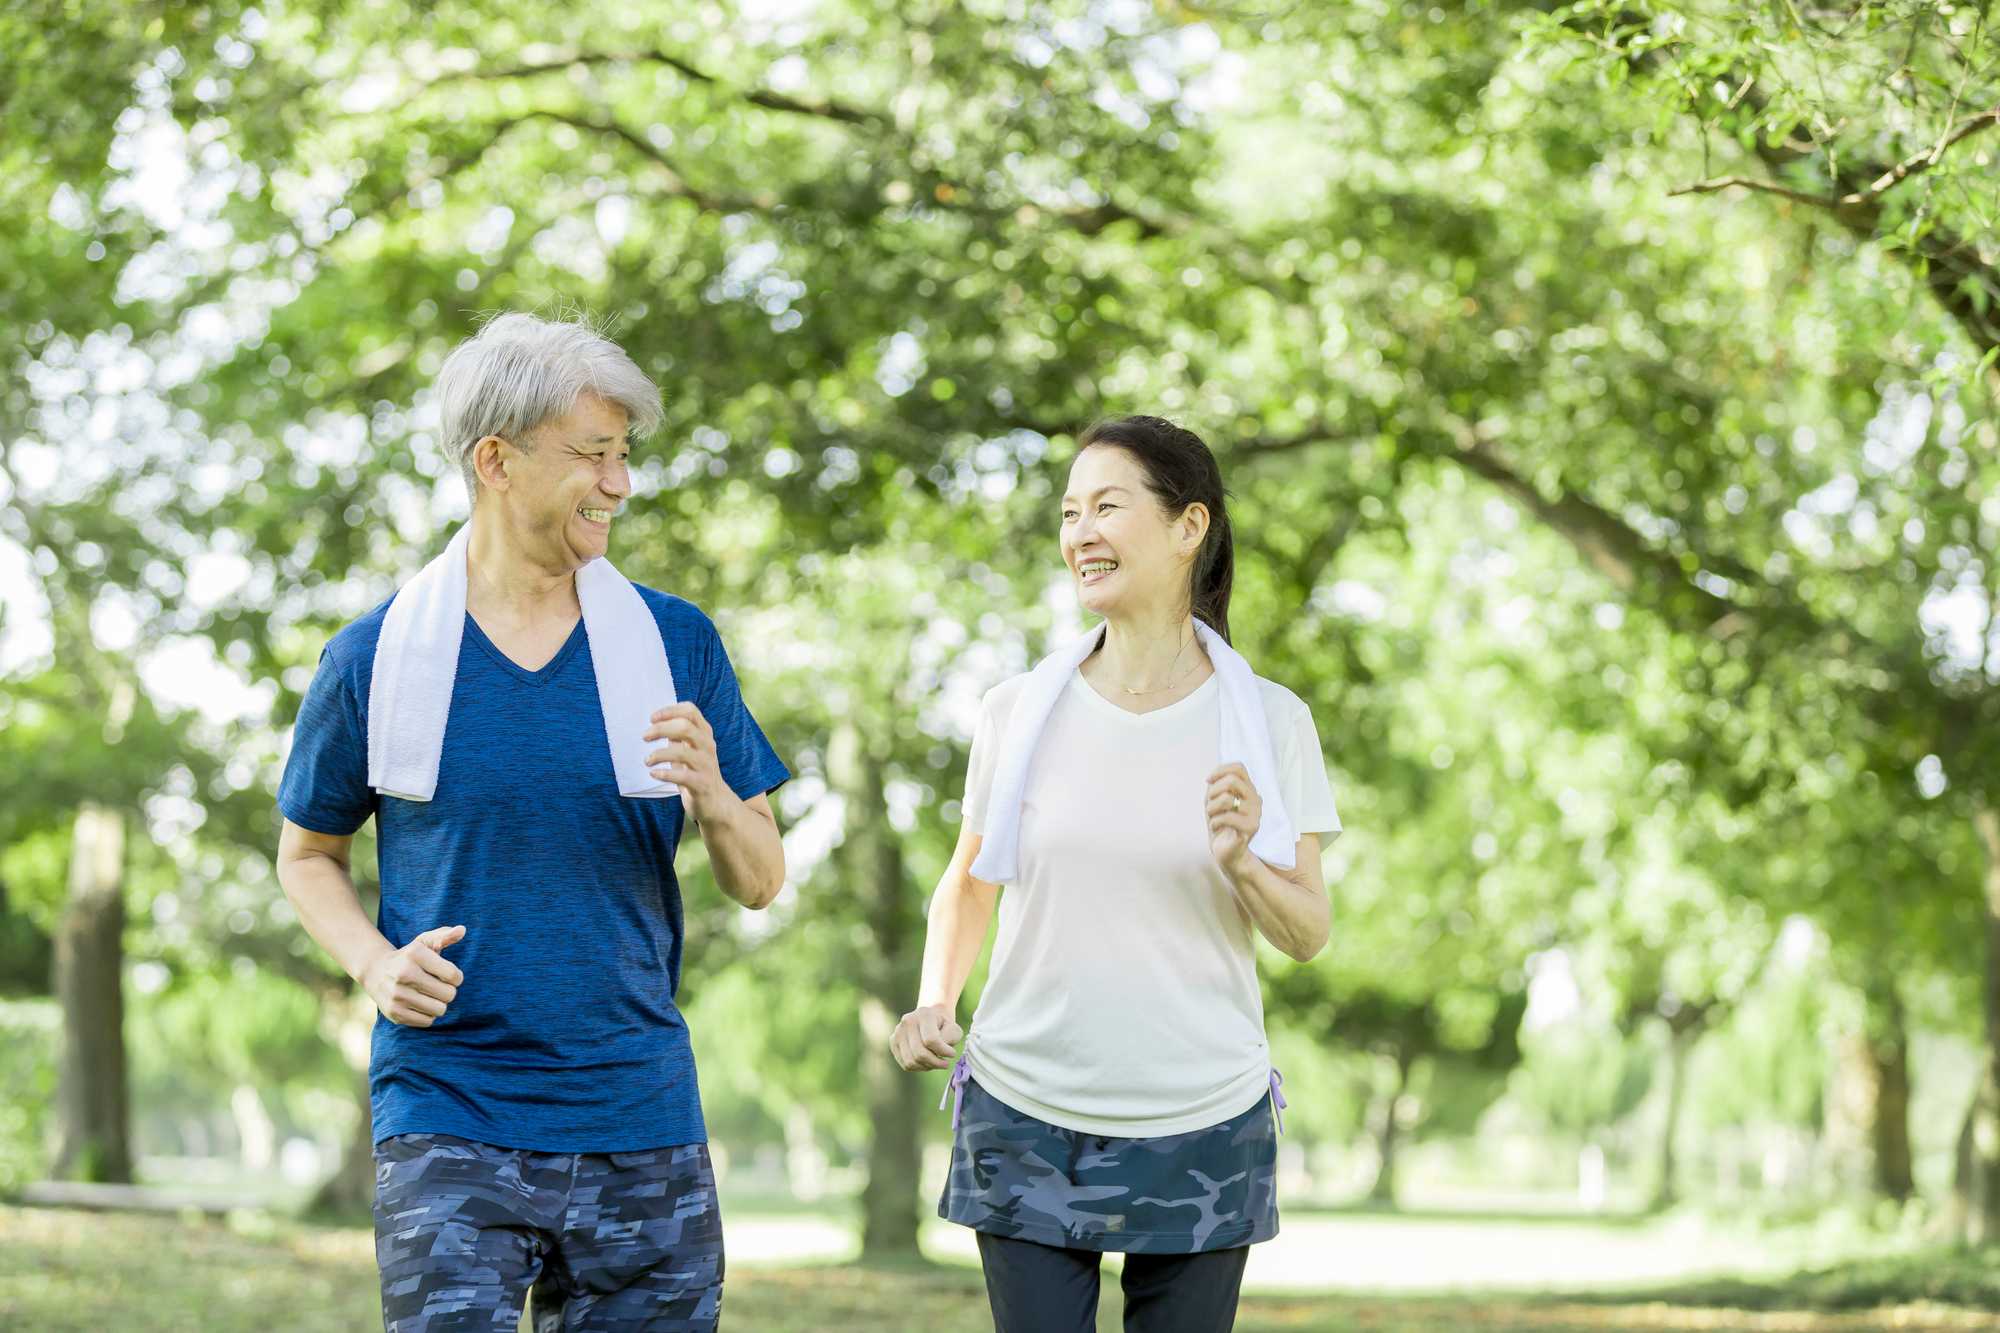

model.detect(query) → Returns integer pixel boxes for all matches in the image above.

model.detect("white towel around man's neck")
[969,618,1296,883]
[364,523,679,802]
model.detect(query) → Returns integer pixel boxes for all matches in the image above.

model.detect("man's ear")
[471,435,511,494]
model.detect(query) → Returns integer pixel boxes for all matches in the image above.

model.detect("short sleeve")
[277,649,377,836]
[1277,698,1341,839]
[695,621,790,801]
[960,689,1004,832]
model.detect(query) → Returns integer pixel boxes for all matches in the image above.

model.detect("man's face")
[501,392,633,570]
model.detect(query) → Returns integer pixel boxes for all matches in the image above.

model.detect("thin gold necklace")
[1119,632,1201,696]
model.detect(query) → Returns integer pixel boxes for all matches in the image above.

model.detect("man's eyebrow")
[1059,485,1132,504]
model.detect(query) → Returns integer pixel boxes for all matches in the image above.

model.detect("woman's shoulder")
[1251,673,1312,719]
[978,671,1036,727]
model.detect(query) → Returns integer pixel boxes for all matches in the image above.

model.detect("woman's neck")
[1089,609,1206,694]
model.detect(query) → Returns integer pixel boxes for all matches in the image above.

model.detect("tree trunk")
[1858,979,1914,1203]
[1366,1047,1414,1207]
[1650,1019,1697,1212]
[53,803,131,1184]
[831,722,927,1260]
[1965,806,2000,1244]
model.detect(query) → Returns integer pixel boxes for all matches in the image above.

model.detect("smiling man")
[274,313,789,1332]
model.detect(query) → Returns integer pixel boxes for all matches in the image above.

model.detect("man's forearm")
[695,792,786,909]
[279,853,396,982]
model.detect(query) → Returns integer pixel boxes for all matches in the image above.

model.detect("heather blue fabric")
[279,585,788,1152]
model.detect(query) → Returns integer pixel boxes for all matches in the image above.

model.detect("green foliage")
[1511,1017,1655,1139]
[1692,960,1838,1133]
[0,1001,59,1195]
[4,0,1997,1220]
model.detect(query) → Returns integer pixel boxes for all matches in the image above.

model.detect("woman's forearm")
[916,866,998,1014]
[1227,840,1330,962]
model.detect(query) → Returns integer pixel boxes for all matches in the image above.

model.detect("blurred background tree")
[3,0,1997,1270]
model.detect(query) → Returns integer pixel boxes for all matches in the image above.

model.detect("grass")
[1,1204,1996,1332]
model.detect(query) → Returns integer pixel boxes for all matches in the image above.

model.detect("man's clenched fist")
[362,924,466,1028]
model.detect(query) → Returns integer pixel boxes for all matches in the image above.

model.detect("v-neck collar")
[462,612,586,685]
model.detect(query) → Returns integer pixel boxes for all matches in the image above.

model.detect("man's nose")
[600,459,632,499]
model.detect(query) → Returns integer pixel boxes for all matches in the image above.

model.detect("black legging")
[975,1231,1249,1333]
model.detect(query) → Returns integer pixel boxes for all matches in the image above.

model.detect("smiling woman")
[891,415,1342,1333]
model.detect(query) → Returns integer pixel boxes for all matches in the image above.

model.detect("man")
[275,312,788,1331]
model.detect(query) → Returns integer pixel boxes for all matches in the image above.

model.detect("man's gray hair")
[435,312,664,501]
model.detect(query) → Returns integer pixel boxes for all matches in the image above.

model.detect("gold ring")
[1232,797,1242,811]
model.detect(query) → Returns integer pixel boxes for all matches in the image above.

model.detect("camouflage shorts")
[939,1077,1278,1254]
[372,1133,723,1332]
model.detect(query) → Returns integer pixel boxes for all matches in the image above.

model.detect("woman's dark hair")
[1077,415,1234,644]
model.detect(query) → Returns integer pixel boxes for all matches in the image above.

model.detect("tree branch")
[513,110,779,214]
[1855,105,2000,199]
[435,49,883,127]
[1667,175,1865,216]
[1441,420,1744,632]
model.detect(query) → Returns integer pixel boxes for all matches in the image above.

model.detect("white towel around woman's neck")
[969,618,1296,883]
[364,523,679,802]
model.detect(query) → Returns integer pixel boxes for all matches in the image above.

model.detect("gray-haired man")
[275,313,789,1330]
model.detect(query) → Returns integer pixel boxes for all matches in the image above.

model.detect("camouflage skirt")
[938,1074,1279,1254]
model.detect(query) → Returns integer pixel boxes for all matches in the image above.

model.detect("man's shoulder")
[319,597,397,681]
[629,583,718,647]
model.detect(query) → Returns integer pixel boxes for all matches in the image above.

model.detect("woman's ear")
[1179,501,1210,555]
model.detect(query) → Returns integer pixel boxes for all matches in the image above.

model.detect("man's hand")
[890,1003,964,1072]
[361,924,465,1028]
[644,702,725,821]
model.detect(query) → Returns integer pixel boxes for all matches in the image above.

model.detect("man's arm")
[644,702,787,909]
[694,791,786,910]
[276,819,465,1025]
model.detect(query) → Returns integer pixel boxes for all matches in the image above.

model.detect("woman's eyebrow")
[1060,485,1131,504]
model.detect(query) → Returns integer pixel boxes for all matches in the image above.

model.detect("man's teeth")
[579,507,611,521]
[1080,560,1118,576]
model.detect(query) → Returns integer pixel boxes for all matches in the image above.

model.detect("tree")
[1531,0,2000,1239]
[10,0,1994,1243]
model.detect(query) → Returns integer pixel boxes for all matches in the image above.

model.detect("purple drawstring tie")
[941,1053,971,1131]
[1268,1068,1288,1136]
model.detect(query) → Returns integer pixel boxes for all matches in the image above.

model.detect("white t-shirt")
[961,666,1341,1137]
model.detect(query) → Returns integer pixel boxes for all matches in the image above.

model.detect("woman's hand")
[891,1003,964,1072]
[1205,762,1262,879]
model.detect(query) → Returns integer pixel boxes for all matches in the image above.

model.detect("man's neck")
[463,505,580,626]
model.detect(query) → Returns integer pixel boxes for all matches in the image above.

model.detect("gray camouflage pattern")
[939,1078,1278,1254]
[372,1133,723,1331]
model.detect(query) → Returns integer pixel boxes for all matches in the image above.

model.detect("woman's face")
[1059,444,1203,621]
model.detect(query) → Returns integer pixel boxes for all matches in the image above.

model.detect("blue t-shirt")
[277,586,789,1152]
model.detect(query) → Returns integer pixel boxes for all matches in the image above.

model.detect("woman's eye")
[1061,510,1077,520]
[1098,504,1116,513]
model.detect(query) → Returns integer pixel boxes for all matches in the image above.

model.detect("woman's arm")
[890,823,1001,1071]
[1223,832,1329,962]
[1207,760,1331,961]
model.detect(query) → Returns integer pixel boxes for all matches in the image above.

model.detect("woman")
[891,416,1340,1332]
